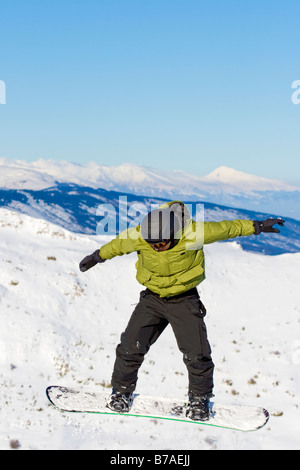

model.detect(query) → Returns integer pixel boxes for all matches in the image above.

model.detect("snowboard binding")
[106,388,134,413]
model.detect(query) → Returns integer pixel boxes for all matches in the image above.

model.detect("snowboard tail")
[46,385,269,432]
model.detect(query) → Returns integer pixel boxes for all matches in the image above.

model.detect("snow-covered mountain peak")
[100,162,152,184]
[205,166,254,182]
[204,166,291,191]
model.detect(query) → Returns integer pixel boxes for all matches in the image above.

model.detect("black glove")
[79,250,105,272]
[253,218,285,235]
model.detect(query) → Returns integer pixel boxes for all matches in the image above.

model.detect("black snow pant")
[111,288,214,397]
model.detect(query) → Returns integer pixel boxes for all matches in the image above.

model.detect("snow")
[0,208,299,450]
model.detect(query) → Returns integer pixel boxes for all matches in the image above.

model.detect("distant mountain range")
[0,158,299,255]
[0,181,299,256]
[0,158,299,221]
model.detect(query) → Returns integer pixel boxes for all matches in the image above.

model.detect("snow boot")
[106,388,134,413]
[186,392,211,421]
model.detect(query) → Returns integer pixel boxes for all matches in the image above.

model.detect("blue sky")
[0,0,300,184]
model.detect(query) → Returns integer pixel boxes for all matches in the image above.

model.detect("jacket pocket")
[136,264,152,285]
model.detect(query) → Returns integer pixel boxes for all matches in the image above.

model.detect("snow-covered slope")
[1,158,300,220]
[0,208,299,450]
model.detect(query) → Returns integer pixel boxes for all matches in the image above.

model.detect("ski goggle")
[149,241,170,250]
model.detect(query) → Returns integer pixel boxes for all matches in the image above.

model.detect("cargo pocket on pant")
[189,298,207,318]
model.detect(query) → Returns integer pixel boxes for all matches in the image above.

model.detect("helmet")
[141,206,184,244]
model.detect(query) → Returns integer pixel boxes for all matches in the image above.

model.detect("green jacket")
[99,202,255,297]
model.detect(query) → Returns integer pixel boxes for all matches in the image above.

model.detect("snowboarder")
[79,201,285,421]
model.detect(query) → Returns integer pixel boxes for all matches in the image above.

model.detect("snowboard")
[46,385,269,432]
